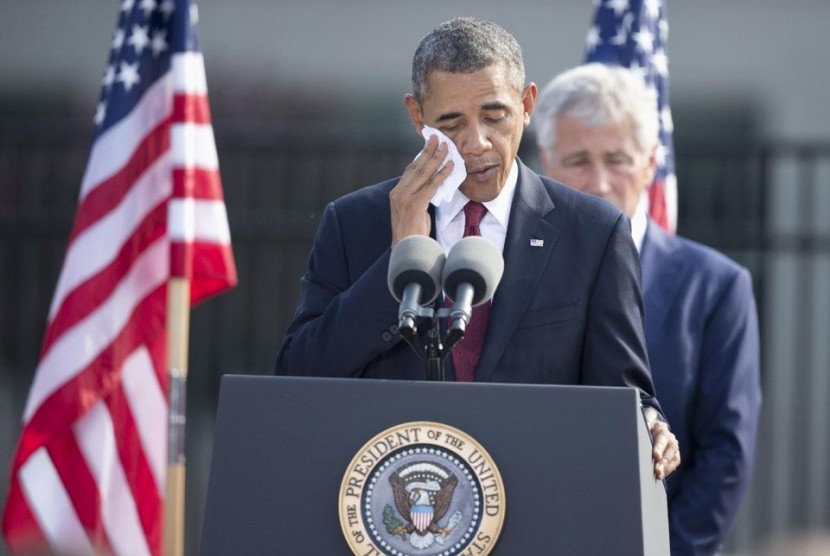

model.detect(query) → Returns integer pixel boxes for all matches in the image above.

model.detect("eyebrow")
[435,112,463,123]
[605,150,634,159]
[562,151,589,163]
[482,102,509,112]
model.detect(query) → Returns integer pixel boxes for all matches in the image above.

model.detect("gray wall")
[2,0,830,139]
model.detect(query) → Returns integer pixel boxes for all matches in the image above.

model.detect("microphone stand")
[398,305,460,382]
[425,311,445,381]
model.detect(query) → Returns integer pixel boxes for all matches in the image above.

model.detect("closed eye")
[606,152,633,165]
[562,156,589,167]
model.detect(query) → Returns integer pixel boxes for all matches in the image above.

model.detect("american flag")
[1,0,236,554]
[585,0,677,232]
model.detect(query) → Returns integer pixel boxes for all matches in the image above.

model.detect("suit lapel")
[640,220,683,325]
[476,162,559,382]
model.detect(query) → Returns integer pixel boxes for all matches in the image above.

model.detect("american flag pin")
[530,238,544,247]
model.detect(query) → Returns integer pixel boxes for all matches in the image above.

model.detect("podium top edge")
[220,374,640,397]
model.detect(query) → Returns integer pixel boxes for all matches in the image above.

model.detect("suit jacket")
[640,220,761,556]
[277,160,658,409]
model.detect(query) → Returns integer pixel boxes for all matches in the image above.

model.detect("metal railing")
[1,121,829,554]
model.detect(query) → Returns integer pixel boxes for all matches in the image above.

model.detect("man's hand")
[389,135,455,247]
[644,406,681,480]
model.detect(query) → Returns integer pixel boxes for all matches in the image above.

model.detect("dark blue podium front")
[199,375,668,555]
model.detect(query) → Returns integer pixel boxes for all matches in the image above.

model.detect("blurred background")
[1,0,829,554]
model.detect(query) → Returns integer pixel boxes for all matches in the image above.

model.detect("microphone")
[387,235,446,334]
[442,236,504,347]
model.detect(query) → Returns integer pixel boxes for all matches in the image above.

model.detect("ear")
[521,83,538,126]
[644,141,658,184]
[404,94,425,134]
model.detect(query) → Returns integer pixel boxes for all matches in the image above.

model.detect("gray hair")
[411,17,525,103]
[534,63,659,157]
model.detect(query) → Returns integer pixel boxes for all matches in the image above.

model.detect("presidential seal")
[339,421,505,556]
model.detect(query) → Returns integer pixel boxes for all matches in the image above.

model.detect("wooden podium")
[199,375,669,555]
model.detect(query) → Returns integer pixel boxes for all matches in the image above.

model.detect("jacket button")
[381,331,393,342]
[389,324,399,335]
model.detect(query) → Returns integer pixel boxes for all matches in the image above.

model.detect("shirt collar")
[631,191,648,253]
[435,158,518,233]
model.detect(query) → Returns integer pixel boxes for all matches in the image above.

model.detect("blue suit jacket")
[640,220,761,556]
[277,160,658,406]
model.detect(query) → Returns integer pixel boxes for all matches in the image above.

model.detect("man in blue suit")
[535,63,762,555]
[277,18,680,479]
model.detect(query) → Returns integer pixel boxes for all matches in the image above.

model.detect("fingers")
[643,408,680,480]
[390,136,455,246]
[403,136,454,195]
[649,419,681,480]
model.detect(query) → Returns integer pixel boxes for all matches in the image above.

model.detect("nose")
[584,164,612,197]
[458,122,491,157]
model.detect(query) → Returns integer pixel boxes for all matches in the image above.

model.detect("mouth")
[465,164,499,183]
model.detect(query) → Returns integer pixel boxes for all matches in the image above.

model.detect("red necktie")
[451,201,490,382]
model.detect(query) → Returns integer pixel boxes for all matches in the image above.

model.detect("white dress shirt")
[631,191,649,253]
[433,159,518,254]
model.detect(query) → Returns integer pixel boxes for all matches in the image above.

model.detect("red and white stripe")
[647,174,678,233]
[2,51,235,555]
[412,508,433,533]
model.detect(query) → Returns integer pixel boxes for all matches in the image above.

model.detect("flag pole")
[164,276,191,556]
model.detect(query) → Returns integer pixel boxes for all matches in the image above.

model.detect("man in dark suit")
[276,17,680,479]
[535,62,762,555]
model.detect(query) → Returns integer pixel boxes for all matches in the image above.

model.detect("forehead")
[553,116,639,152]
[421,66,520,111]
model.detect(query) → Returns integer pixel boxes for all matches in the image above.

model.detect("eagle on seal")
[389,463,458,536]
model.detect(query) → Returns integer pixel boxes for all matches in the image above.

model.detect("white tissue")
[419,125,467,205]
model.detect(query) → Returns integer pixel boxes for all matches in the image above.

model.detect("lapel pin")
[530,238,544,247]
